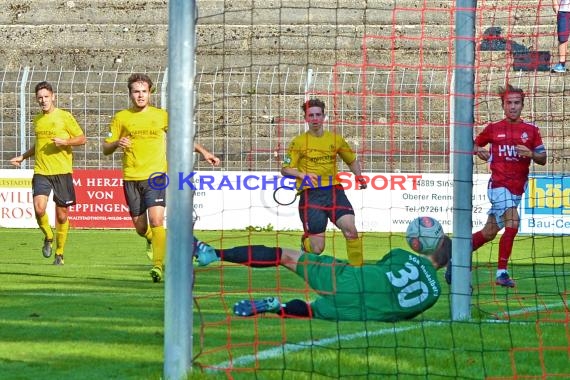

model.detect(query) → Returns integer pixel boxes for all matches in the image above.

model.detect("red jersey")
[475,119,545,195]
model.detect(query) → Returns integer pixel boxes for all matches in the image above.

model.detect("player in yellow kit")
[10,81,86,265]
[103,73,219,282]
[281,98,367,266]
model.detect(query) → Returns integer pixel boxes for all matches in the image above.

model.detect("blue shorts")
[557,12,570,43]
[298,185,354,234]
[487,187,522,229]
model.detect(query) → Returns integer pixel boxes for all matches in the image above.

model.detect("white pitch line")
[208,322,442,372]
[491,301,569,320]
[208,300,569,372]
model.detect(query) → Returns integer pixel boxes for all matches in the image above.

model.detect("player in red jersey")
[472,84,547,287]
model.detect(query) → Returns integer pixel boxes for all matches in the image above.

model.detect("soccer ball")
[405,216,444,255]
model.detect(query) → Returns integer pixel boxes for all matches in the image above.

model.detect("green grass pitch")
[0,228,568,379]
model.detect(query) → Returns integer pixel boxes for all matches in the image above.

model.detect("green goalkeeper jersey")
[297,249,441,321]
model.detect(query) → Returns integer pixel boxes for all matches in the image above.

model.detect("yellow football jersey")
[105,106,168,181]
[33,108,84,175]
[283,131,356,188]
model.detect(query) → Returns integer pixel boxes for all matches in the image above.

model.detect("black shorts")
[298,185,354,234]
[123,177,166,217]
[32,173,77,207]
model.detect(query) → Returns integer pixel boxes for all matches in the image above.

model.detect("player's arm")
[530,129,547,166]
[280,147,318,185]
[474,145,490,161]
[52,134,86,147]
[194,143,221,166]
[103,137,131,155]
[338,135,367,189]
[103,115,131,156]
[102,140,118,156]
[473,127,491,161]
[516,145,547,166]
[347,158,367,189]
[54,114,87,147]
[9,145,35,167]
[280,166,302,179]
[281,166,319,186]
[531,150,547,166]
[281,141,303,178]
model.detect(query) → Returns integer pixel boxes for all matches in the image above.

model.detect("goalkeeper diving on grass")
[193,235,451,322]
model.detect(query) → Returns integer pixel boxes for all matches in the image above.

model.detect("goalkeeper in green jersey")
[194,236,451,322]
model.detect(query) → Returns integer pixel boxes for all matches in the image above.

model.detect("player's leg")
[495,206,520,287]
[233,298,312,318]
[479,187,520,287]
[330,186,362,266]
[123,180,164,281]
[448,211,502,286]
[302,232,326,254]
[144,224,153,261]
[472,187,505,251]
[34,195,53,257]
[31,174,54,258]
[123,180,147,236]
[51,173,77,264]
[123,180,154,261]
[560,40,569,69]
[472,214,500,251]
[140,176,167,280]
[131,213,163,282]
[335,214,362,266]
[52,206,69,265]
[130,214,148,238]
[281,299,312,317]
[147,205,166,271]
[233,297,283,317]
[553,12,570,72]
[231,249,316,318]
[298,189,327,253]
[194,240,307,273]
[195,242,287,268]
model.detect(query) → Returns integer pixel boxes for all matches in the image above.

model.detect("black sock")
[282,299,311,317]
[215,245,281,267]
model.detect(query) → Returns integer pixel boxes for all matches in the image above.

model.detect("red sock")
[498,227,518,270]
[472,231,487,252]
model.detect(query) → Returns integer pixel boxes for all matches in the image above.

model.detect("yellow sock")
[151,226,166,268]
[302,237,313,253]
[144,225,153,243]
[37,214,54,241]
[346,237,363,267]
[55,220,69,255]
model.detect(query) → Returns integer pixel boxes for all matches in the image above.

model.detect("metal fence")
[0,66,561,174]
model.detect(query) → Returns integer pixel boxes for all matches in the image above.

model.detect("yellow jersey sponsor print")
[33,108,84,175]
[105,106,168,181]
[283,131,356,188]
